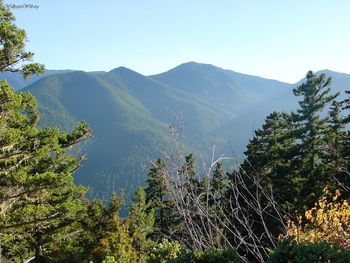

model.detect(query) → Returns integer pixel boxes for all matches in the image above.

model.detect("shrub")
[147,239,181,263]
[102,256,117,263]
[286,188,350,249]
[268,238,350,263]
[168,248,242,263]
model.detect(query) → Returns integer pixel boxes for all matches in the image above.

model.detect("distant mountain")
[101,66,233,140]
[297,70,350,100]
[16,63,350,199]
[23,71,171,198]
[150,62,291,113]
[0,69,74,90]
[151,62,297,156]
[217,70,350,156]
[22,67,235,199]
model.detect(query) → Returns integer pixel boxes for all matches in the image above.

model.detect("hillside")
[1,69,74,90]
[19,63,350,198]
[150,62,292,113]
[23,71,170,197]
[101,66,233,140]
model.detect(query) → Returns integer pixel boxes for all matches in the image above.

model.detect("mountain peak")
[174,61,223,71]
[316,69,350,76]
[108,66,145,77]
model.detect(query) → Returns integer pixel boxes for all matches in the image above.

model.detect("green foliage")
[127,187,156,262]
[292,71,339,209]
[207,162,228,248]
[147,239,181,263]
[0,79,90,260]
[168,248,242,263]
[82,193,138,262]
[324,100,349,193]
[0,4,91,261]
[102,256,118,263]
[145,159,168,238]
[268,239,350,263]
[2,3,350,261]
[25,70,173,200]
[243,71,342,212]
[145,159,180,242]
[242,111,296,207]
[66,189,157,263]
[230,71,350,261]
[0,1,44,77]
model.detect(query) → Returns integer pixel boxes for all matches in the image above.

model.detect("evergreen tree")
[337,91,350,194]
[341,91,350,162]
[211,162,227,201]
[342,90,350,123]
[324,100,348,192]
[0,1,44,77]
[209,162,228,248]
[180,153,197,185]
[127,187,155,262]
[0,3,90,261]
[145,159,168,238]
[292,71,338,209]
[91,193,138,263]
[242,111,296,209]
[145,159,178,241]
[0,81,90,262]
[179,153,199,206]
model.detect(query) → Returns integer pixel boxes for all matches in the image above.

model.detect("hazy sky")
[5,0,350,83]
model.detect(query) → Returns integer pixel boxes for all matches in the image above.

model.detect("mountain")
[297,69,350,100]
[18,63,350,199]
[101,66,233,140]
[23,71,171,198]
[0,69,74,90]
[22,66,236,199]
[216,69,350,156]
[150,62,292,113]
[151,62,297,156]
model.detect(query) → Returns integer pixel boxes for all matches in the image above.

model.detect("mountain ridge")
[14,62,350,199]
[8,62,350,92]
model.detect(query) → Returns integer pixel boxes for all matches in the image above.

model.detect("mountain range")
[8,62,350,199]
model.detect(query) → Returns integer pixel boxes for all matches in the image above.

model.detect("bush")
[286,188,350,249]
[268,238,350,263]
[168,248,242,263]
[148,239,181,263]
[102,256,117,263]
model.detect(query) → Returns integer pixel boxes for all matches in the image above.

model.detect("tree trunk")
[35,243,45,263]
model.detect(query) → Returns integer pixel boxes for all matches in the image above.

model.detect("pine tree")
[211,162,227,200]
[342,90,350,123]
[292,71,339,209]
[180,153,197,184]
[0,80,90,262]
[324,100,349,192]
[337,91,350,194]
[242,111,296,208]
[127,187,155,262]
[179,153,199,202]
[209,162,228,248]
[0,2,44,77]
[0,3,90,261]
[145,159,181,242]
[91,193,138,263]
[145,159,168,238]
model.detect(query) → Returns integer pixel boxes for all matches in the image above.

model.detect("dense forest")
[1,3,350,263]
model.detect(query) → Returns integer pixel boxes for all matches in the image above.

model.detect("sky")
[4,0,350,83]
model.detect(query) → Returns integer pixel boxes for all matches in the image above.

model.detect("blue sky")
[5,0,350,83]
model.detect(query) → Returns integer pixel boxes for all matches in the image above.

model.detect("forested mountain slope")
[20,64,350,198]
